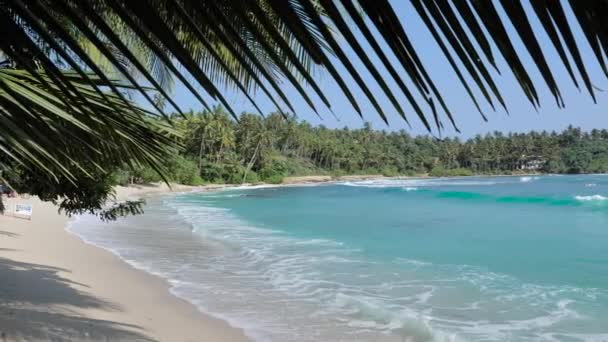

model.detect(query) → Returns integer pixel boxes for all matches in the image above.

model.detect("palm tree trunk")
[216,142,224,163]
[198,130,206,171]
[242,140,261,184]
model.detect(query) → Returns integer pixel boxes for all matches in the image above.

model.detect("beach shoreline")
[173,171,545,191]
[0,185,249,342]
[0,172,547,341]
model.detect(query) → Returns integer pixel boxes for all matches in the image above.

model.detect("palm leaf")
[2,0,608,197]
[5,0,606,128]
[0,68,177,183]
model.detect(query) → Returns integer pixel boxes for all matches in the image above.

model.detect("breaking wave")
[575,194,608,202]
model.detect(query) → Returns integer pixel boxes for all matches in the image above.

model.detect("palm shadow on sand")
[0,231,19,237]
[0,256,154,341]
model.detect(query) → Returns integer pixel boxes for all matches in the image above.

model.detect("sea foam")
[340,178,499,189]
[66,178,608,342]
[168,193,604,341]
[575,194,607,201]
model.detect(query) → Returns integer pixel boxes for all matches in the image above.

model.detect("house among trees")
[519,155,546,171]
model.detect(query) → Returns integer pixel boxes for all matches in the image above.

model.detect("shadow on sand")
[0,256,154,341]
[0,231,19,238]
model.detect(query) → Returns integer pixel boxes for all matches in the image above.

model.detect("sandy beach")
[0,184,248,342]
[0,177,376,341]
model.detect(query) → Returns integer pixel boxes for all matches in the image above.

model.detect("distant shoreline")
[174,172,547,191]
[115,172,551,200]
[278,172,547,185]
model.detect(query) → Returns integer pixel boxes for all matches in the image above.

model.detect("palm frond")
[2,0,608,184]
[0,68,177,182]
[7,1,608,126]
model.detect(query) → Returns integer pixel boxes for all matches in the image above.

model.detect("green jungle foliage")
[115,107,608,186]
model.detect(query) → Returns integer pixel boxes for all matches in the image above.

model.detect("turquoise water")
[70,175,608,341]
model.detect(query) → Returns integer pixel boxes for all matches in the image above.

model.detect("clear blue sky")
[165,1,608,138]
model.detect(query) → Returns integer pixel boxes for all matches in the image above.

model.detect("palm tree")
[2,1,608,214]
[237,114,273,183]
[242,127,273,184]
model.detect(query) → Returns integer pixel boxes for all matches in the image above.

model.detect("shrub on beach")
[258,157,288,183]
[165,156,202,185]
[110,169,132,186]
[429,167,474,177]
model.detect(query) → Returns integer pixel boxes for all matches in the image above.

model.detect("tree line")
[110,107,608,186]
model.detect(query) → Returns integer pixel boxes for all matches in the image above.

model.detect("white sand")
[0,185,248,342]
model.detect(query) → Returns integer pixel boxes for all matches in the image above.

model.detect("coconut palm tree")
[2,0,608,215]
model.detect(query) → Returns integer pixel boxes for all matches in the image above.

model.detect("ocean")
[68,175,608,341]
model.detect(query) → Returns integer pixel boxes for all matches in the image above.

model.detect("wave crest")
[575,194,607,202]
[339,178,499,189]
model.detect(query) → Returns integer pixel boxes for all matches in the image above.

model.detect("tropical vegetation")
[111,107,608,186]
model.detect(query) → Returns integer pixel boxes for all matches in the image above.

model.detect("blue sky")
[166,1,608,138]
